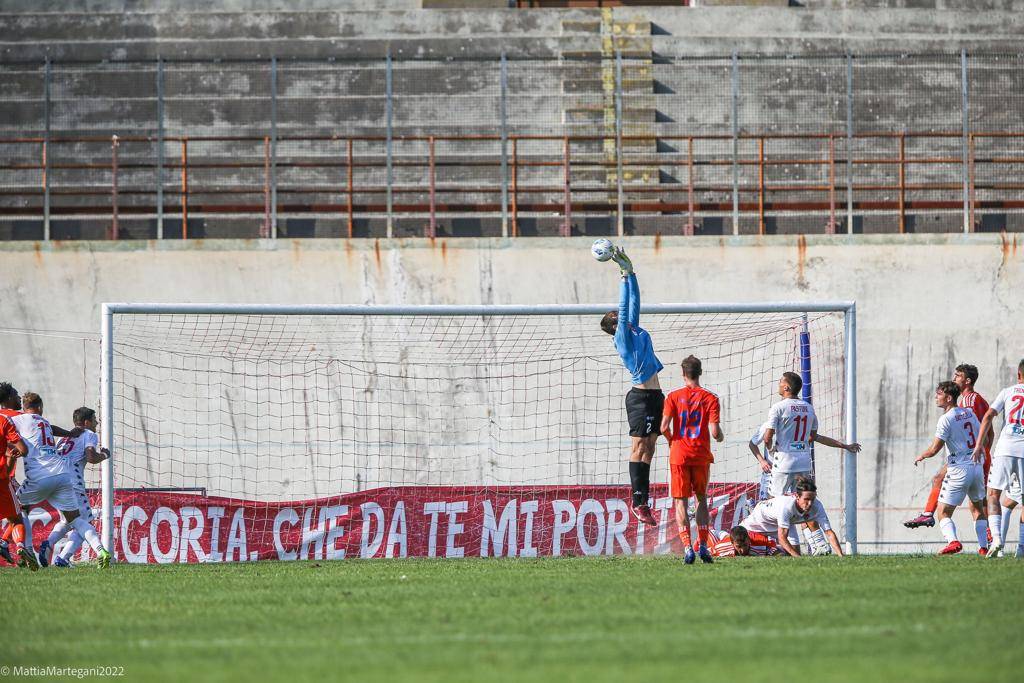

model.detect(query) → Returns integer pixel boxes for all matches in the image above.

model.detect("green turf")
[6,555,1023,682]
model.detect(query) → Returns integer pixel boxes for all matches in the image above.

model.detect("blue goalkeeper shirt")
[614,274,664,385]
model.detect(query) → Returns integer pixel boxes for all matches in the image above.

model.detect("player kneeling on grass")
[738,475,844,557]
[11,393,111,569]
[913,381,988,555]
[660,355,722,564]
[37,407,109,568]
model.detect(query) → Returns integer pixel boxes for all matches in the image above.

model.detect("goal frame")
[99,300,858,555]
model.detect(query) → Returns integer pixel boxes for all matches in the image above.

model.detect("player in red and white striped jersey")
[905,364,994,551]
[694,526,780,558]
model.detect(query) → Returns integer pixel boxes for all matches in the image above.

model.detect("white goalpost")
[98,301,857,562]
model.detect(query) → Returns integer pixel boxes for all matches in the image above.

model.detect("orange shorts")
[0,478,18,519]
[670,463,710,499]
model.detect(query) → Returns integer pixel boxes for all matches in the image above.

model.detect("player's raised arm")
[626,270,640,327]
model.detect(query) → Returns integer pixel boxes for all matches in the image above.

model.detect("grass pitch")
[7,555,1023,682]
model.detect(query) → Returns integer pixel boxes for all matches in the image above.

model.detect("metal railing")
[1,129,1022,239]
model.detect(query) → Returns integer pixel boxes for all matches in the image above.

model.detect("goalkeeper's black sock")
[629,461,643,507]
[637,461,651,506]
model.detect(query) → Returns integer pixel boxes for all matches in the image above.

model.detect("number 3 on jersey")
[678,409,702,439]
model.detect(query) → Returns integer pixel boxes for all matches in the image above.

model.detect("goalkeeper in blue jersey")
[600,246,664,525]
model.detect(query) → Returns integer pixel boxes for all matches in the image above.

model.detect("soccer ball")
[591,238,614,262]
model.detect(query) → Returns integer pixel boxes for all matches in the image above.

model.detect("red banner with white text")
[18,483,758,564]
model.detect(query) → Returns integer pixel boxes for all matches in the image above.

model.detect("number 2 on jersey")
[1008,395,1024,425]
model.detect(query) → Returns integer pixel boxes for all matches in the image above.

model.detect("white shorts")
[69,487,93,523]
[989,456,1024,494]
[769,471,812,498]
[938,463,986,507]
[1005,473,1022,505]
[17,473,78,512]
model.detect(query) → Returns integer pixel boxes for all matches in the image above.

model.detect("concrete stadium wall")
[0,233,1021,551]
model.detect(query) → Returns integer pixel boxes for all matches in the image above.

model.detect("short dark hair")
[794,474,817,494]
[21,392,42,411]
[73,407,96,425]
[729,525,749,544]
[937,380,961,404]
[0,382,15,405]
[955,364,979,386]
[680,355,702,380]
[600,311,618,335]
[781,371,803,396]
[1018,358,1024,377]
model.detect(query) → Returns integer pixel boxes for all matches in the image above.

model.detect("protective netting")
[103,308,847,561]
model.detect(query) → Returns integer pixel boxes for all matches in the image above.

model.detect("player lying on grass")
[660,355,723,564]
[906,364,993,535]
[738,475,844,557]
[762,372,861,498]
[913,381,989,555]
[971,358,1024,558]
[600,245,663,526]
[38,407,109,568]
[10,393,110,570]
[696,526,780,558]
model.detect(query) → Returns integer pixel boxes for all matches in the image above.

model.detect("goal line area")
[80,302,857,563]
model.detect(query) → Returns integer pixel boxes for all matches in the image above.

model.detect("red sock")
[698,525,710,547]
[679,529,691,549]
[1,524,12,542]
[10,523,24,546]
[924,484,941,515]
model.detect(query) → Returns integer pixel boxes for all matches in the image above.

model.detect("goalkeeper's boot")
[52,556,72,568]
[0,539,12,566]
[697,543,714,564]
[17,544,39,571]
[37,539,51,568]
[986,541,1003,559]
[978,547,988,557]
[631,503,656,526]
[938,540,963,555]
[903,513,935,529]
[97,549,112,569]
[611,247,633,275]
[683,546,696,565]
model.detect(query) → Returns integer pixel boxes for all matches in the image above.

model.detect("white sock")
[1000,506,1014,545]
[939,517,958,543]
[47,520,71,547]
[58,531,85,561]
[70,517,104,553]
[976,519,989,549]
[989,514,1003,546]
[20,511,32,550]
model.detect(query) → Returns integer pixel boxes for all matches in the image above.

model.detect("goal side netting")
[84,303,855,563]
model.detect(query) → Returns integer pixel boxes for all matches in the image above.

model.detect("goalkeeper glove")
[611,246,634,275]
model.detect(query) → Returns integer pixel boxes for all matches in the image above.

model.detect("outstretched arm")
[825,529,844,556]
[814,433,861,453]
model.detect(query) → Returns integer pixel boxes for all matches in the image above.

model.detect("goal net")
[89,303,854,563]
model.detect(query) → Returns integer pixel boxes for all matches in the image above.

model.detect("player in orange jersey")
[660,355,723,565]
[0,382,29,567]
[905,364,994,554]
[695,526,780,558]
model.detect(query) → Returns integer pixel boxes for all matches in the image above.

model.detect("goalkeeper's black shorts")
[625,387,664,438]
